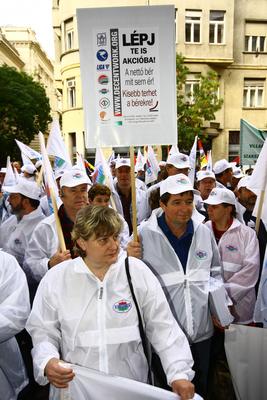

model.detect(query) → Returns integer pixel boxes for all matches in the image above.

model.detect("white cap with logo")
[2,179,41,200]
[21,164,37,174]
[60,170,91,188]
[115,158,131,169]
[213,159,232,175]
[166,153,190,169]
[196,170,216,182]
[232,166,244,179]
[160,173,196,196]
[204,188,236,206]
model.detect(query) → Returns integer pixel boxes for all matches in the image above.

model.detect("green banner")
[240,119,267,165]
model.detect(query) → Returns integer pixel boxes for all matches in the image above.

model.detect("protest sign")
[77,5,176,148]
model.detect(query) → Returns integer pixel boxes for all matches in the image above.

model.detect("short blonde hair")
[72,205,122,257]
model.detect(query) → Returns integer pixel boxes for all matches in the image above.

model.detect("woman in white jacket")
[0,250,30,400]
[26,205,195,400]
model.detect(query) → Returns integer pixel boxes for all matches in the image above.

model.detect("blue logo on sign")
[97,49,108,61]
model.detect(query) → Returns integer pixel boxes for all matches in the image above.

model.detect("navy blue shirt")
[157,213,194,272]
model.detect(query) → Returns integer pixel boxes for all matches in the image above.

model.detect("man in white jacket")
[0,179,44,267]
[129,174,222,398]
[111,158,150,234]
[204,187,260,399]
[23,169,91,288]
[0,250,30,400]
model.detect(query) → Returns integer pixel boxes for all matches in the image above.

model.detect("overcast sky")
[0,0,55,60]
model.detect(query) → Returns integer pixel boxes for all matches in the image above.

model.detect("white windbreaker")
[0,207,45,266]
[139,209,222,344]
[26,252,194,399]
[205,218,260,324]
[0,251,30,400]
[111,185,151,225]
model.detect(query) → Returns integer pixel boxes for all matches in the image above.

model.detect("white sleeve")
[224,228,260,303]
[26,275,61,385]
[23,221,58,283]
[0,251,30,342]
[129,257,194,385]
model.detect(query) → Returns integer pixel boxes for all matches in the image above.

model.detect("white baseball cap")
[2,179,41,200]
[166,153,190,169]
[21,164,37,174]
[60,169,91,188]
[196,170,216,182]
[115,158,131,169]
[160,174,196,196]
[35,160,43,169]
[232,166,244,179]
[213,159,232,175]
[204,188,236,206]
[237,176,251,190]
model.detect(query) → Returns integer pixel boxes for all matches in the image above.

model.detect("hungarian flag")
[197,139,208,169]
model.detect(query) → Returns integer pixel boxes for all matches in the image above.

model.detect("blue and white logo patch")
[113,299,132,313]
[226,245,238,252]
[195,249,208,260]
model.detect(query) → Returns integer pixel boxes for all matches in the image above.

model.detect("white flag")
[135,148,145,173]
[15,139,42,161]
[2,157,17,186]
[188,136,197,184]
[247,139,267,226]
[46,119,72,166]
[145,146,160,185]
[168,144,179,156]
[254,247,267,327]
[206,150,213,171]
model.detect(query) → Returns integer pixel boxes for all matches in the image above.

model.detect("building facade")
[52,0,267,162]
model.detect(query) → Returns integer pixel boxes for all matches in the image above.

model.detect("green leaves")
[0,65,51,164]
[176,54,223,151]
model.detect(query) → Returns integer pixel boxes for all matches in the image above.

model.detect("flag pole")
[255,174,267,234]
[130,146,138,241]
[39,132,66,252]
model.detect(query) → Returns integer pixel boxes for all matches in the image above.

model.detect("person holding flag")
[23,169,91,293]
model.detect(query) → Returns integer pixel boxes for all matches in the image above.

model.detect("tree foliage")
[176,54,223,151]
[0,64,51,165]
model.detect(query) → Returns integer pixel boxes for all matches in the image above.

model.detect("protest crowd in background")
[0,124,267,400]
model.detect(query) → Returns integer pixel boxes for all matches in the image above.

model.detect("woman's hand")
[44,358,75,388]
[171,379,195,400]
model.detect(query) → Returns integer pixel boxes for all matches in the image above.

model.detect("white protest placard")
[77,5,177,148]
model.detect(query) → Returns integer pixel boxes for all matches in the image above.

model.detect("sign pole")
[130,146,138,241]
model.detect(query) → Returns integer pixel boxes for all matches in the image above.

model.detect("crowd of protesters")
[0,150,266,400]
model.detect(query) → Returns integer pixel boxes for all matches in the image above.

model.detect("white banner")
[57,365,202,400]
[77,5,177,148]
[225,324,267,400]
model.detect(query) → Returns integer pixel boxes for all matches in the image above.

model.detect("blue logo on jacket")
[226,245,238,252]
[195,250,207,260]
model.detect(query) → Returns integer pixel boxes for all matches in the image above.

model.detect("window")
[64,18,74,51]
[243,79,265,108]
[69,132,76,162]
[209,11,225,44]
[245,21,267,53]
[228,131,240,162]
[184,74,200,104]
[245,36,266,52]
[185,10,201,43]
[67,78,76,108]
